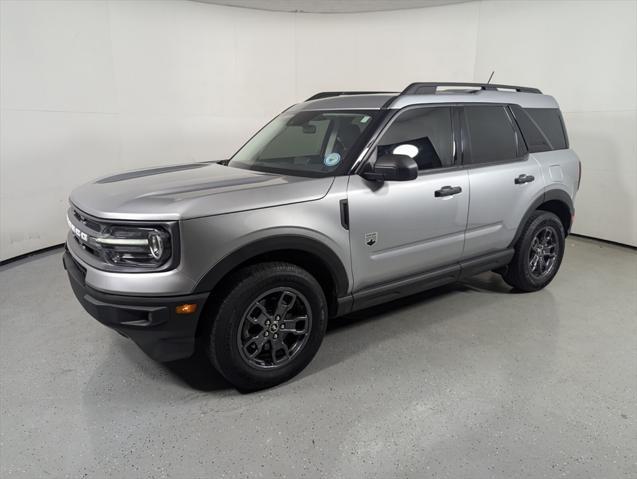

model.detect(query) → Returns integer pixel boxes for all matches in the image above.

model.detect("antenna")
[487,70,495,84]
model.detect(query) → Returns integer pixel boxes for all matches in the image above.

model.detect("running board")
[343,249,514,314]
[459,248,514,279]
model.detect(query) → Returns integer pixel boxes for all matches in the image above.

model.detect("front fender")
[192,233,349,296]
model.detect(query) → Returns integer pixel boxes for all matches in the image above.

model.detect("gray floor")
[1,237,635,478]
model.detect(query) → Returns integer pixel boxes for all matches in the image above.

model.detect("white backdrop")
[1,0,635,260]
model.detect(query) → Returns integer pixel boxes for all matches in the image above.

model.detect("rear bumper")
[63,248,209,362]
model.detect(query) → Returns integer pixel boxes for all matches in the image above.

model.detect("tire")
[205,262,327,391]
[502,210,565,292]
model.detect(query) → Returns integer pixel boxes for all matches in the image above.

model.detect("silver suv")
[64,82,581,391]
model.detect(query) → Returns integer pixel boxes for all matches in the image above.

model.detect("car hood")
[70,162,334,221]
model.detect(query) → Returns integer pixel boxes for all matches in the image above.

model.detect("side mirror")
[362,154,418,182]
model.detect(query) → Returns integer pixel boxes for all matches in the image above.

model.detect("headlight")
[68,207,179,272]
[148,231,164,260]
[95,226,172,268]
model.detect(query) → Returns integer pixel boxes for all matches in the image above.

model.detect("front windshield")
[228,110,378,177]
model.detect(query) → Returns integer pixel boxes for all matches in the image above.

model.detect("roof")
[294,83,560,111]
[392,90,559,109]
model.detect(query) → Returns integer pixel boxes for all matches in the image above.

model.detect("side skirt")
[336,248,514,316]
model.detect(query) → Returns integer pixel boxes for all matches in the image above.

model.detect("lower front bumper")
[63,249,209,362]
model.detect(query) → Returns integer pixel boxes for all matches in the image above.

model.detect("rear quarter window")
[511,106,569,152]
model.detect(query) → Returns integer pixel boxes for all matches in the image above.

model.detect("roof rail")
[401,82,542,95]
[306,91,393,101]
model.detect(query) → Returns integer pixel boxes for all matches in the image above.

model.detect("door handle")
[515,174,535,184]
[435,185,462,197]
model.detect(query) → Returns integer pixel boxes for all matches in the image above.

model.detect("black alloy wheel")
[528,225,560,280]
[237,287,312,369]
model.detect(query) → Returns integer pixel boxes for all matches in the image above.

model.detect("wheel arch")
[193,235,350,319]
[510,189,574,247]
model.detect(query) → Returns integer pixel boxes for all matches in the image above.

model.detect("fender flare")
[192,235,350,296]
[509,189,574,247]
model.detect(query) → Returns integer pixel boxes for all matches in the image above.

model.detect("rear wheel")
[205,262,327,391]
[502,211,565,292]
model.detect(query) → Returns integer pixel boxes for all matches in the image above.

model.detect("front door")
[347,106,469,292]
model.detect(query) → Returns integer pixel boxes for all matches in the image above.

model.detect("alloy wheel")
[528,226,559,279]
[237,287,312,369]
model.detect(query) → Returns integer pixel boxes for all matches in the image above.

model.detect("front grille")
[72,208,102,234]
[70,207,104,261]
[72,234,100,260]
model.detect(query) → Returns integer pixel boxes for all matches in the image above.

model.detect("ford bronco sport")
[64,82,580,391]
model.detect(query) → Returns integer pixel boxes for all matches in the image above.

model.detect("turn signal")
[175,303,197,315]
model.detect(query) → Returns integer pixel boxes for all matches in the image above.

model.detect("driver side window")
[377,107,454,171]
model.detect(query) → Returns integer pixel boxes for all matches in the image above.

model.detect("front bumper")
[63,248,209,362]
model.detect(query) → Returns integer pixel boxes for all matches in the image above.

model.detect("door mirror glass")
[362,154,418,182]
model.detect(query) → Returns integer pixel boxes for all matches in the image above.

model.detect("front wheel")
[205,262,327,391]
[502,210,565,292]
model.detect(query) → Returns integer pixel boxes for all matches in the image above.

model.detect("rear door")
[460,104,544,259]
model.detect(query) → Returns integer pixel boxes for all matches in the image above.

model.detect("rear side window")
[377,107,454,171]
[525,108,568,150]
[463,105,520,165]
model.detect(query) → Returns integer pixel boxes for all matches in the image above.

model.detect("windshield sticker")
[360,115,370,123]
[324,152,342,167]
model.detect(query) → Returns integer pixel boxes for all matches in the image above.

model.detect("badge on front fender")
[365,232,377,246]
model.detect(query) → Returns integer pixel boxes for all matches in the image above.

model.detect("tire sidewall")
[210,265,327,390]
